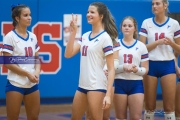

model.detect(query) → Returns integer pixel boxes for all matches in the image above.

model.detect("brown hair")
[90,2,118,44]
[11,4,29,27]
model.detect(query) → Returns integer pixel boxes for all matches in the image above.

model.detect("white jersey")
[3,30,40,88]
[78,30,118,90]
[139,17,180,61]
[115,39,149,80]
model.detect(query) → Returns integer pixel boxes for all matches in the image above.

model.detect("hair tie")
[11,4,20,10]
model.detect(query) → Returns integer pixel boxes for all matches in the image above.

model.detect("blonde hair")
[162,0,169,16]
[120,16,138,39]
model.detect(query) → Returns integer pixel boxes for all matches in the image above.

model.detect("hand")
[102,95,111,110]
[156,38,165,45]
[132,64,138,73]
[27,72,38,83]
[70,14,78,33]
[33,70,40,81]
[123,64,135,72]
[104,69,108,78]
[163,37,174,46]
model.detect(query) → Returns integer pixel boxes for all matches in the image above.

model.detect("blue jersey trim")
[120,39,137,49]
[152,17,170,27]
[88,30,105,41]
[13,30,29,41]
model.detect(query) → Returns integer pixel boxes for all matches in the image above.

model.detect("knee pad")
[164,112,175,120]
[144,110,154,120]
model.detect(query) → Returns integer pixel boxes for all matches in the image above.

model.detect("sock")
[144,110,154,120]
[165,112,175,120]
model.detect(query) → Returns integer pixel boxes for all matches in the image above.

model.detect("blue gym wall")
[0,0,180,104]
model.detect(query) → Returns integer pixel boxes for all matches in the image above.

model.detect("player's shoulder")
[100,31,111,40]
[136,40,146,47]
[169,17,179,25]
[4,30,14,38]
[82,31,91,37]
[142,17,153,23]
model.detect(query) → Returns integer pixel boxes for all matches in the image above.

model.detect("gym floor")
[0,100,164,120]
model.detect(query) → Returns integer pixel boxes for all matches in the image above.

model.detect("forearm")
[115,64,124,73]
[174,53,179,69]
[106,69,115,97]
[35,63,41,74]
[5,64,29,76]
[65,32,76,58]
[146,41,158,52]
[171,43,180,54]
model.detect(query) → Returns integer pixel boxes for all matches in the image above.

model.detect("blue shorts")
[5,80,39,95]
[148,60,175,78]
[77,87,106,94]
[114,79,144,95]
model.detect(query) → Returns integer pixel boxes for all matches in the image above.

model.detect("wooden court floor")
[0,100,165,120]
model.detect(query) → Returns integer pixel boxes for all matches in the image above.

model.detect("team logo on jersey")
[31,38,33,41]
[167,25,171,29]
[136,47,138,50]
[94,39,99,43]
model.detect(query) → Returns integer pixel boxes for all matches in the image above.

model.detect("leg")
[143,75,158,120]
[6,92,23,120]
[87,91,105,120]
[71,90,88,120]
[161,74,176,112]
[114,94,128,119]
[85,107,91,120]
[143,75,158,110]
[161,74,176,120]
[23,90,40,120]
[128,93,144,120]
[175,82,180,118]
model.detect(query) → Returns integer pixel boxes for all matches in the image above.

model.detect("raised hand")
[70,14,78,33]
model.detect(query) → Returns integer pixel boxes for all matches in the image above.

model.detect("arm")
[133,60,149,76]
[103,53,115,109]
[64,14,81,58]
[174,52,180,78]
[34,52,41,79]
[165,37,180,54]
[139,35,164,52]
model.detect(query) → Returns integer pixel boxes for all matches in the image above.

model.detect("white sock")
[176,117,180,120]
[144,110,154,120]
[165,112,175,120]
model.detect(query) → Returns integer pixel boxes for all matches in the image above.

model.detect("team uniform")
[77,30,120,93]
[3,30,40,94]
[139,17,180,77]
[114,39,149,95]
